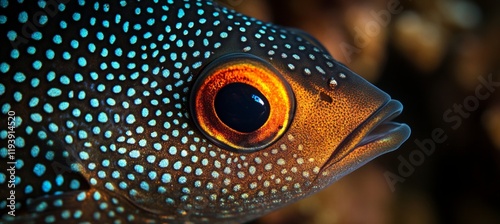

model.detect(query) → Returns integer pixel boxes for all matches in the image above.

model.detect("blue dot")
[30,113,43,123]
[80,28,88,38]
[14,159,24,169]
[129,150,140,158]
[30,78,40,88]
[59,20,67,29]
[7,31,17,41]
[74,73,83,82]
[61,210,70,219]
[178,8,185,18]
[45,215,55,223]
[72,12,81,21]
[18,11,28,23]
[33,60,42,70]
[54,199,63,207]
[45,151,54,161]
[58,102,69,110]
[97,113,108,123]
[127,88,135,97]
[71,40,80,49]
[129,35,137,44]
[39,15,48,25]
[147,18,155,26]
[148,171,157,180]
[46,71,56,82]
[126,114,136,124]
[79,151,89,160]
[178,176,187,184]
[173,161,182,170]
[134,165,144,173]
[78,57,87,67]
[47,88,62,97]
[90,72,98,80]
[10,49,19,59]
[77,91,86,100]
[97,170,106,178]
[105,182,115,191]
[55,175,64,186]
[65,135,73,144]
[48,123,59,132]
[89,98,99,108]
[15,136,25,147]
[129,189,137,197]
[140,181,149,191]
[0,62,10,73]
[60,76,70,85]
[13,92,22,102]
[94,191,101,201]
[13,72,26,82]
[74,210,82,218]
[35,201,48,212]
[117,159,126,167]
[103,20,110,28]
[42,180,52,192]
[77,192,86,201]
[63,52,71,60]
[43,103,54,113]
[161,173,171,183]
[97,32,104,40]
[25,185,33,194]
[32,32,42,40]
[158,186,166,194]
[70,180,80,189]
[0,148,6,158]
[88,43,96,52]
[31,145,40,157]
[53,35,62,44]
[2,103,11,114]
[45,49,55,60]
[101,48,109,57]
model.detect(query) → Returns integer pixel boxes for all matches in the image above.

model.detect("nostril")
[319,92,333,103]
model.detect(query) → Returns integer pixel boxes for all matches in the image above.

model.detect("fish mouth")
[323,100,411,170]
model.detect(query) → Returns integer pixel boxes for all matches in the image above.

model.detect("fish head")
[182,9,411,222]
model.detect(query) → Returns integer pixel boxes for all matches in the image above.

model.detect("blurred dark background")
[218,0,500,223]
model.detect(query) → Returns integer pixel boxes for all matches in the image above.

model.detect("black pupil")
[214,83,270,133]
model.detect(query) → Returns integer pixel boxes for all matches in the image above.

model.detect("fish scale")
[0,0,410,223]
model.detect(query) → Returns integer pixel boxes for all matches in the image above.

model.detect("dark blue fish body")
[0,0,410,223]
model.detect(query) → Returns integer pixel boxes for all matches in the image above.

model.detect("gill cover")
[190,53,295,152]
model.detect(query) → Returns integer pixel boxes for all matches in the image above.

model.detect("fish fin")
[1,188,174,223]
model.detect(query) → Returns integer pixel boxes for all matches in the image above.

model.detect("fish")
[0,0,410,223]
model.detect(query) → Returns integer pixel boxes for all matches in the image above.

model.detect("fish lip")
[322,99,411,170]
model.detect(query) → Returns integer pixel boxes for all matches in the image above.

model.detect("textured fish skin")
[0,0,410,223]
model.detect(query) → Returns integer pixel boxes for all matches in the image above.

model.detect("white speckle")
[248,166,256,175]
[302,171,310,178]
[265,164,272,171]
[277,158,285,166]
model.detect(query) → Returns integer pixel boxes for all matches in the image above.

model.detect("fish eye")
[190,53,295,152]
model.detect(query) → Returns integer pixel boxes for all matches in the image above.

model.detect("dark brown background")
[217,0,500,223]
